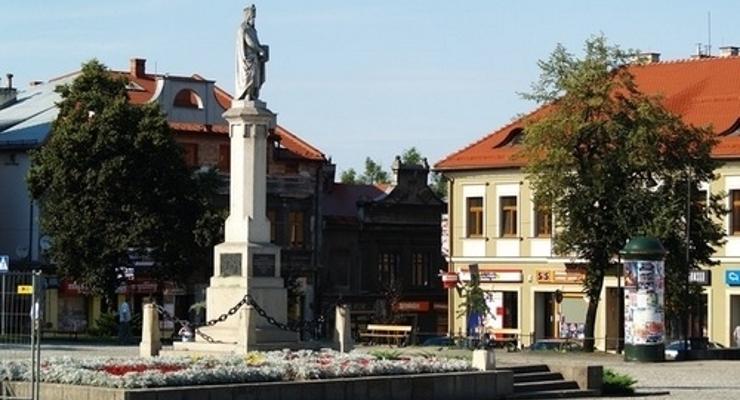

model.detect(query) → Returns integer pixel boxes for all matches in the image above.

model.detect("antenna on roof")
[707,11,712,56]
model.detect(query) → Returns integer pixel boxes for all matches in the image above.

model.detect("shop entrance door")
[731,295,740,347]
[605,288,623,351]
[534,292,555,340]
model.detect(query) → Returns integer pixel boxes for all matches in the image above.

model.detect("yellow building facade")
[437,55,740,350]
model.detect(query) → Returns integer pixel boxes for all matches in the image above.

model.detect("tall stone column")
[199,100,297,351]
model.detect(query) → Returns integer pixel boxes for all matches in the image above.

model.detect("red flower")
[100,363,184,376]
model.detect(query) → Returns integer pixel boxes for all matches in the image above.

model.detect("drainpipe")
[446,175,455,337]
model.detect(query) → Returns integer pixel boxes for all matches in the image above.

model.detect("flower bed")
[0,350,472,389]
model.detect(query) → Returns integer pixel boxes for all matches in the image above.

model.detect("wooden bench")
[359,324,412,346]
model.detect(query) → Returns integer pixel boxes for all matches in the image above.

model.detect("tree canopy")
[521,36,725,351]
[28,60,208,302]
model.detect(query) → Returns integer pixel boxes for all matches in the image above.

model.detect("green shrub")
[368,349,403,360]
[87,312,118,337]
[602,368,636,395]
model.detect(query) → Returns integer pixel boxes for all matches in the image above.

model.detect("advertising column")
[620,237,667,362]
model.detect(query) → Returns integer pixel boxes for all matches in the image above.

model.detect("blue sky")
[3,1,737,174]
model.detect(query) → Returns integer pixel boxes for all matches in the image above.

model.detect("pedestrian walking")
[733,325,740,348]
[118,299,132,344]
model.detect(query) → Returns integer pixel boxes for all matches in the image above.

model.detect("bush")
[602,368,636,395]
[368,349,403,360]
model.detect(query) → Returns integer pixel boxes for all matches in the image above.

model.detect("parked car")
[530,339,583,352]
[421,336,456,347]
[664,340,725,360]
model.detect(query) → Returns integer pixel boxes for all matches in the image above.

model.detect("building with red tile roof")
[435,53,740,351]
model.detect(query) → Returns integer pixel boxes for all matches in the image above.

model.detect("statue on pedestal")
[236,4,269,101]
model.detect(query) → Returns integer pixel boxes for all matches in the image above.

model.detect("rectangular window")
[218,144,230,173]
[332,251,350,287]
[411,253,429,287]
[466,197,484,237]
[267,210,277,243]
[500,196,518,237]
[378,252,400,286]
[732,190,740,235]
[288,211,305,248]
[182,143,198,167]
[534,203,552,237]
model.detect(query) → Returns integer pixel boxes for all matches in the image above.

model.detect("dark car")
[530,339,583,352]
[664,340,725,360]
[421,336,456,347]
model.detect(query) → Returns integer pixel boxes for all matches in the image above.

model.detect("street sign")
[726,270,740,286]
[0,255,8,273]
[17,285,33,295]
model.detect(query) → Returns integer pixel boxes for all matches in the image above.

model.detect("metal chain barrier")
[153,292,334,343]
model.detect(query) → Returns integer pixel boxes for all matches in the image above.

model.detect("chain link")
[153,292,333,343]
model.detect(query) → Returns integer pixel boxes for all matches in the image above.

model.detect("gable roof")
[2,60,327,162]
[436,56,740,171]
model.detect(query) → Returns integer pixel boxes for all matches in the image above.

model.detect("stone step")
[514,380,580,393]
[499,364,551,374]
[506,389,600,399]
[513,371,565,383]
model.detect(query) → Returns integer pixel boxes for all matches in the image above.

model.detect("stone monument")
[174,4,298,353]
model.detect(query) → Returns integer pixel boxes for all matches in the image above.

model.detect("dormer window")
[173,89,203,109]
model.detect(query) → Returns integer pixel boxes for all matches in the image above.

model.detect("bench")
[359,324,412,346]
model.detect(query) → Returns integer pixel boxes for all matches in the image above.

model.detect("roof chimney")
[720,46,740,57]
[631,52,661,64]
[0,73,17,109]
[130,58,146,78]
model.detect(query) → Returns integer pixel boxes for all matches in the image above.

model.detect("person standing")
[118,299,132,344]
[734,325,740,348]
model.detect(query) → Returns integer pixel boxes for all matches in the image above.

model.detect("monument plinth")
[172,5,298,354]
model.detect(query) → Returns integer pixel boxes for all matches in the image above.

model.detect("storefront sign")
[432,302,448,312]
[459,269,523,283]
[689,270,711,285]
[116,281,158,294]
[17,285,32,295]
[536,269,584,284]
[394,301,430,312]
[726,270,740,286]
[59,280,89,295]
[623,260,665,345]
[441,214,450,258]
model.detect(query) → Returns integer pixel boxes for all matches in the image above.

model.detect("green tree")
[28,60,202,304]
[401,147,423,165]
[521,36,724,351]
[340,168,358,184]
[360,157,390,184]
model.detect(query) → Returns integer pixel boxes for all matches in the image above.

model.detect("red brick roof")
[51,62,326,162]
[436,56,740,171]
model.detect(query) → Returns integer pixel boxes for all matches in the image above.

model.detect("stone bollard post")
[334,304,353,353]
[237,306,256,354]
[139,303,161,357]
[472,349,496,371]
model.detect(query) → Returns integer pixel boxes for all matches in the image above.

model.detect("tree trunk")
[583,275,604,352]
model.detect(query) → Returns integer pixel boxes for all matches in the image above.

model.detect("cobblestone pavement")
[473,349,740,400]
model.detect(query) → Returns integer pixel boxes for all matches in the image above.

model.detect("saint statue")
[236,5,269,101]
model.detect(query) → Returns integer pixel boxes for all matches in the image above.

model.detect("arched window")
[173,89,203,109]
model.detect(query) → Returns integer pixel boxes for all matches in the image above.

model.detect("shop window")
[218,144,230,173]
[181,143,198,167]
[267,210,277,243]
[378,252,400,286]
[732,190,740,235]
[500,196,518,237]
[411,253,430,287]
[534,202,552,237]
[483,291,518,329]
[288,211,305,248]
[466,197,484,237]
[332,250,350,287]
